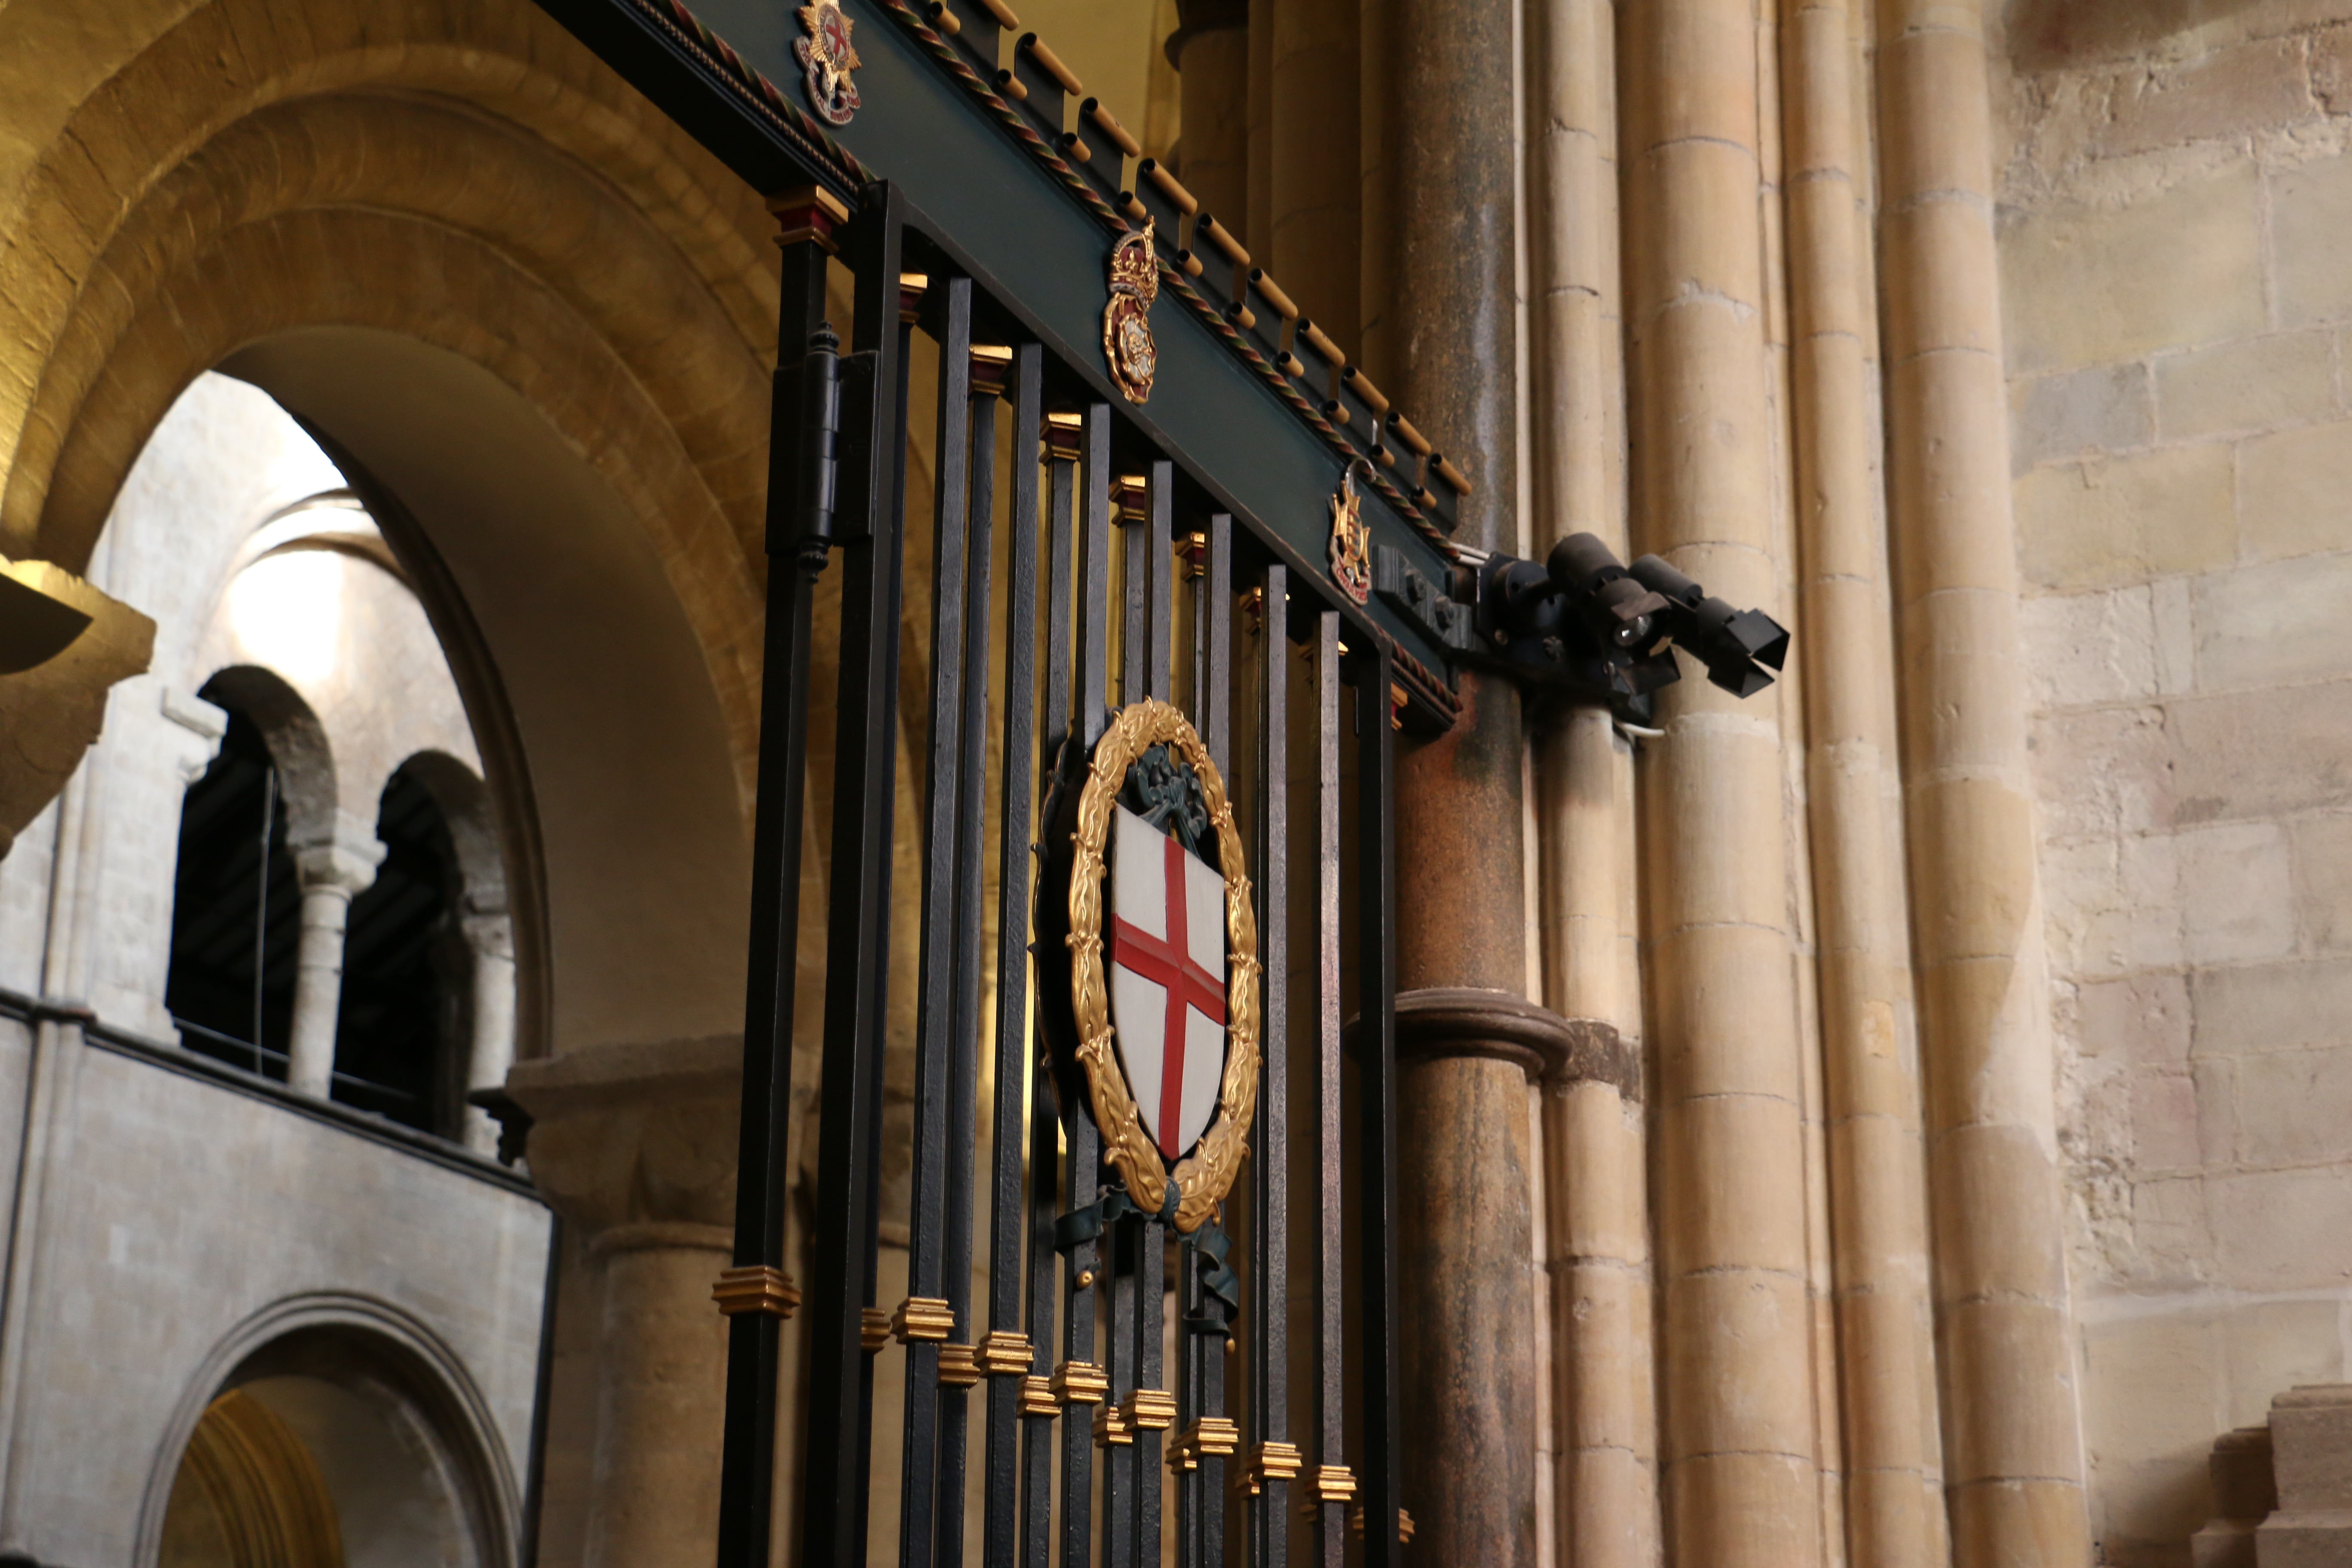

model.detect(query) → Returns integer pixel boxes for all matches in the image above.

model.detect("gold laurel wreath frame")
[1065,698,1260,1232]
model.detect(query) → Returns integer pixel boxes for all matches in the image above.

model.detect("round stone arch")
[197,663,340,851]
[0,14,813,1054]
[136,1291,521,1568]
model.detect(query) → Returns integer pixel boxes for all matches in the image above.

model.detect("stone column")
[1874,4,2087,1562]
[285,818,384,1097]
[1527,0,1659,1560]
[1268,0,1358,341]
[1377,0,1533,1562]
[1780,1,1944,1565]
[1169,0,1250,238]
[1621,2,1824,1563]
[507,1036,740,1568]
[461,910,518,1158]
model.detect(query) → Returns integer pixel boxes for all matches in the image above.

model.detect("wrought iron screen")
[531,3,1465,1565]
[739,191,1409,1568]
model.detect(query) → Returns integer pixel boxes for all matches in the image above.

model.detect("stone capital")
[460,910,514,961]
[505,1035,742,1237]
[289,810,387,894]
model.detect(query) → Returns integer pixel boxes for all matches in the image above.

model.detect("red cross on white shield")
[1107,804,1228,1161]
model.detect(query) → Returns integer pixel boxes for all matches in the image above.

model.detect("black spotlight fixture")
[1457,533,1788,719]
[1627,554,1791,698]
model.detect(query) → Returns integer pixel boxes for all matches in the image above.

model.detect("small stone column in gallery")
[285,818,385,1097]
[460,909,518,1157]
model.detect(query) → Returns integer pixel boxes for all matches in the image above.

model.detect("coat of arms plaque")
[1041,699,1259,1231]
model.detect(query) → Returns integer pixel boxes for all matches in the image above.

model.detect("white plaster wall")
[1998,9,2352,1562]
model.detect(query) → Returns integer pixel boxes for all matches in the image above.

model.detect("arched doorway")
[155,1321,512,1568]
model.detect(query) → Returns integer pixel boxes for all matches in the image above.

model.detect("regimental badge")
[1328,459,1372,606]
[1102,220,1160,404]
[1041,700,1259,1231]
[795,0,862,126]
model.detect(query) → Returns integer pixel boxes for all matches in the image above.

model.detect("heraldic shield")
[1041,699,1259,1233]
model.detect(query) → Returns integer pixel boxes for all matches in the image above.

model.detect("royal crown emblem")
[795,0,862,126]
[1328,459,1372,606]
[1040,700,1258,1230]
[1102,220,1161,404]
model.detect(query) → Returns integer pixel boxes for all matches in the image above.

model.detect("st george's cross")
[1107,803,1228,1160]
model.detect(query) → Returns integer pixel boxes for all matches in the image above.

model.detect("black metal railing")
[718,182,1409,1568]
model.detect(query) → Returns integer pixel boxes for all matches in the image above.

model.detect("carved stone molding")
[1391,987,1642,1101]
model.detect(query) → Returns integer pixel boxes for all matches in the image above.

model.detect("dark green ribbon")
[1055,1184,1241,1332]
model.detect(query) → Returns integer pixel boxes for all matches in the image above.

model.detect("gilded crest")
[1103,220,1160,404]
[795,0,862,126]
[1328,459,1372,606]
[1046,700,1259,1231]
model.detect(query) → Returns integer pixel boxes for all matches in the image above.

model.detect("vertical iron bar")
[985,343,1044,1568]
[1176,1240,1197,1568]
[1146,459,1173,704]
[1247,564,1290,1568]
[802,190,911,1568]
[1027,406,1081,1568]
[900,273,977,1568]
[715,229,832,1568]
[1312,610,1344,1568]
[938,316,1000,1568]
[1352,648,1401,1568]
[1106,1217,1138,1568]
[1198,513,1234,1568]
[1056,398,1115,1568]
[1136,1216,1166,1567]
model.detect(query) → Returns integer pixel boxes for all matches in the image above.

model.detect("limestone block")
[2194,958,2352,1058]
[2010,361,2154,474]
[2239,420,2352,564]
[2315,24,2352,116]
[2077,970,2192,1069]
[2014,444,2235,592]
[2212,1168,2352,1289]
[2290,815,2352,953]
[2273,152,2352,328]
[2235,1046,2352,1168]
[2021,584,2162,710]
[2196,552,2352,698]
[2086,1311,2220,1477]
[2132,1069,2202,1171]
[2041,830,2184,980]
[2098,37,2315,159]
[2029,704,2176,840]
[2171,680,2352,826]
[2002,162,2265,374]
[2157,332,2337,444]
[2177,822,2297,965]
[2134,1174,2219,1276]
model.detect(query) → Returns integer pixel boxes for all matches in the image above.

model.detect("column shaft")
[1874,2,2088,1561]
[466,944,519,1157]
[1268,0,1358,342]
[585,1222,733,1568]
[286,884,353,1096]
[1377,1,1532,1562]
[1171,1,1249,232]
[1622,1,1824,1562]
[1528,0,1658,1561]
[1781,1,1948,1565]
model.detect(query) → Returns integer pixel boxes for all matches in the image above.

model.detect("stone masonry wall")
[1996,6,2352,1562]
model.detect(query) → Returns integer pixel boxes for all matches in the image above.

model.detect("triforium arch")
[195,664,338,854]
